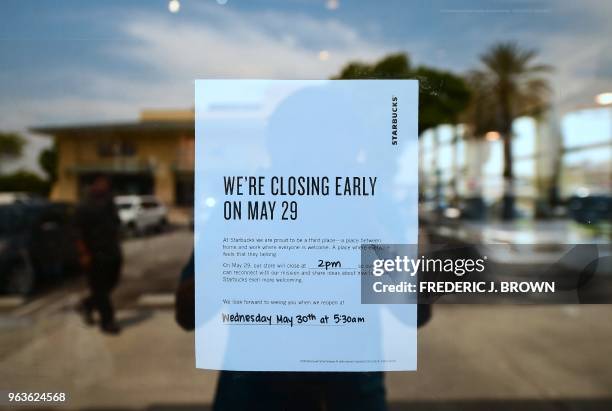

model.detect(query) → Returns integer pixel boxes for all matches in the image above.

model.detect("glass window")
[513,116,537,158]
[437,143,454,172]
[437,124,454,145]
[483,139,503,177]
[97,140,137,157]
[562,108,611,149]
[561,146,612,197]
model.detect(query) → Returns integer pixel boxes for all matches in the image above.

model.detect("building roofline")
[30,120,194,137]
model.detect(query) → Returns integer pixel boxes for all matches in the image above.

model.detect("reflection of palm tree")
[464,71,497,138]
[461,71,498,219]
[475,42,551,220]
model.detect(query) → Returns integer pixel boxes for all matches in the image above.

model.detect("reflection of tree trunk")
[450,125,459,206]
[536,145,561,218]
[502,133,515,220]
[433,128,442,211]
[535,110,563,218]
[548,144,561,209]
[465,138,486,220]
[501,96,515,221]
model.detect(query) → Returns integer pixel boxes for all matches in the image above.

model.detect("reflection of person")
[76,175,122,334]
[175,252,387,411]
[175,253,195,331]
[189,81,426,410]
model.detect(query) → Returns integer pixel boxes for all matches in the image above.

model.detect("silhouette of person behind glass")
[176,252,388,411]
[179,81,430,410]
[76,175,122,334]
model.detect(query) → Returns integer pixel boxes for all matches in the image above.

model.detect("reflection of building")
[559,107,612,197]
[31,109,194,208]
[419,106,611,218]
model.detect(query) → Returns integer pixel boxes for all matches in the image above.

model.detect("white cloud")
[3,1,610,174]
[2,4,396,172]
[112,6,391,79]
[541,33,612,112]
[507,0,612,112]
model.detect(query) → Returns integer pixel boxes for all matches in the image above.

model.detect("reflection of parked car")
[0,201,81,295]
[115,195,168,236]
[421,206,611,283]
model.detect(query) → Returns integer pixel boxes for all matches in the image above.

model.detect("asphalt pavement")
[0,229,611,410]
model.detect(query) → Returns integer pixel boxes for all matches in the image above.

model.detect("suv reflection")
[0,201,81,295]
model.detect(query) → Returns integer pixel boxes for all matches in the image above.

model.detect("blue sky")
[0,0,610,172]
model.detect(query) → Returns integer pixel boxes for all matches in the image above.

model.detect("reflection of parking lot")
[0,194,176,298]
[422,216,612,272]
[1,303,612,409]
[0,200,81,296]
[0,228,611,409]
[420,216,612,304]
[0,228,193,320]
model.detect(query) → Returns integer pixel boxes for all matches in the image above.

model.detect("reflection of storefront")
[78,170,154,198]
[31,109,195,209]
[419,107,611,217]
[560,108,612,197]
[174,171,194,207]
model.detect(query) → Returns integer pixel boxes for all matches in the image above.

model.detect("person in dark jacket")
[175,252,431,411]
[76,175,122,334]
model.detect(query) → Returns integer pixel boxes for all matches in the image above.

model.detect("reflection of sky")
[514,158,535,178]
[513,117,537,158]
[562,107,612,148]
[437,124,454,145]
[1,0,611,174]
